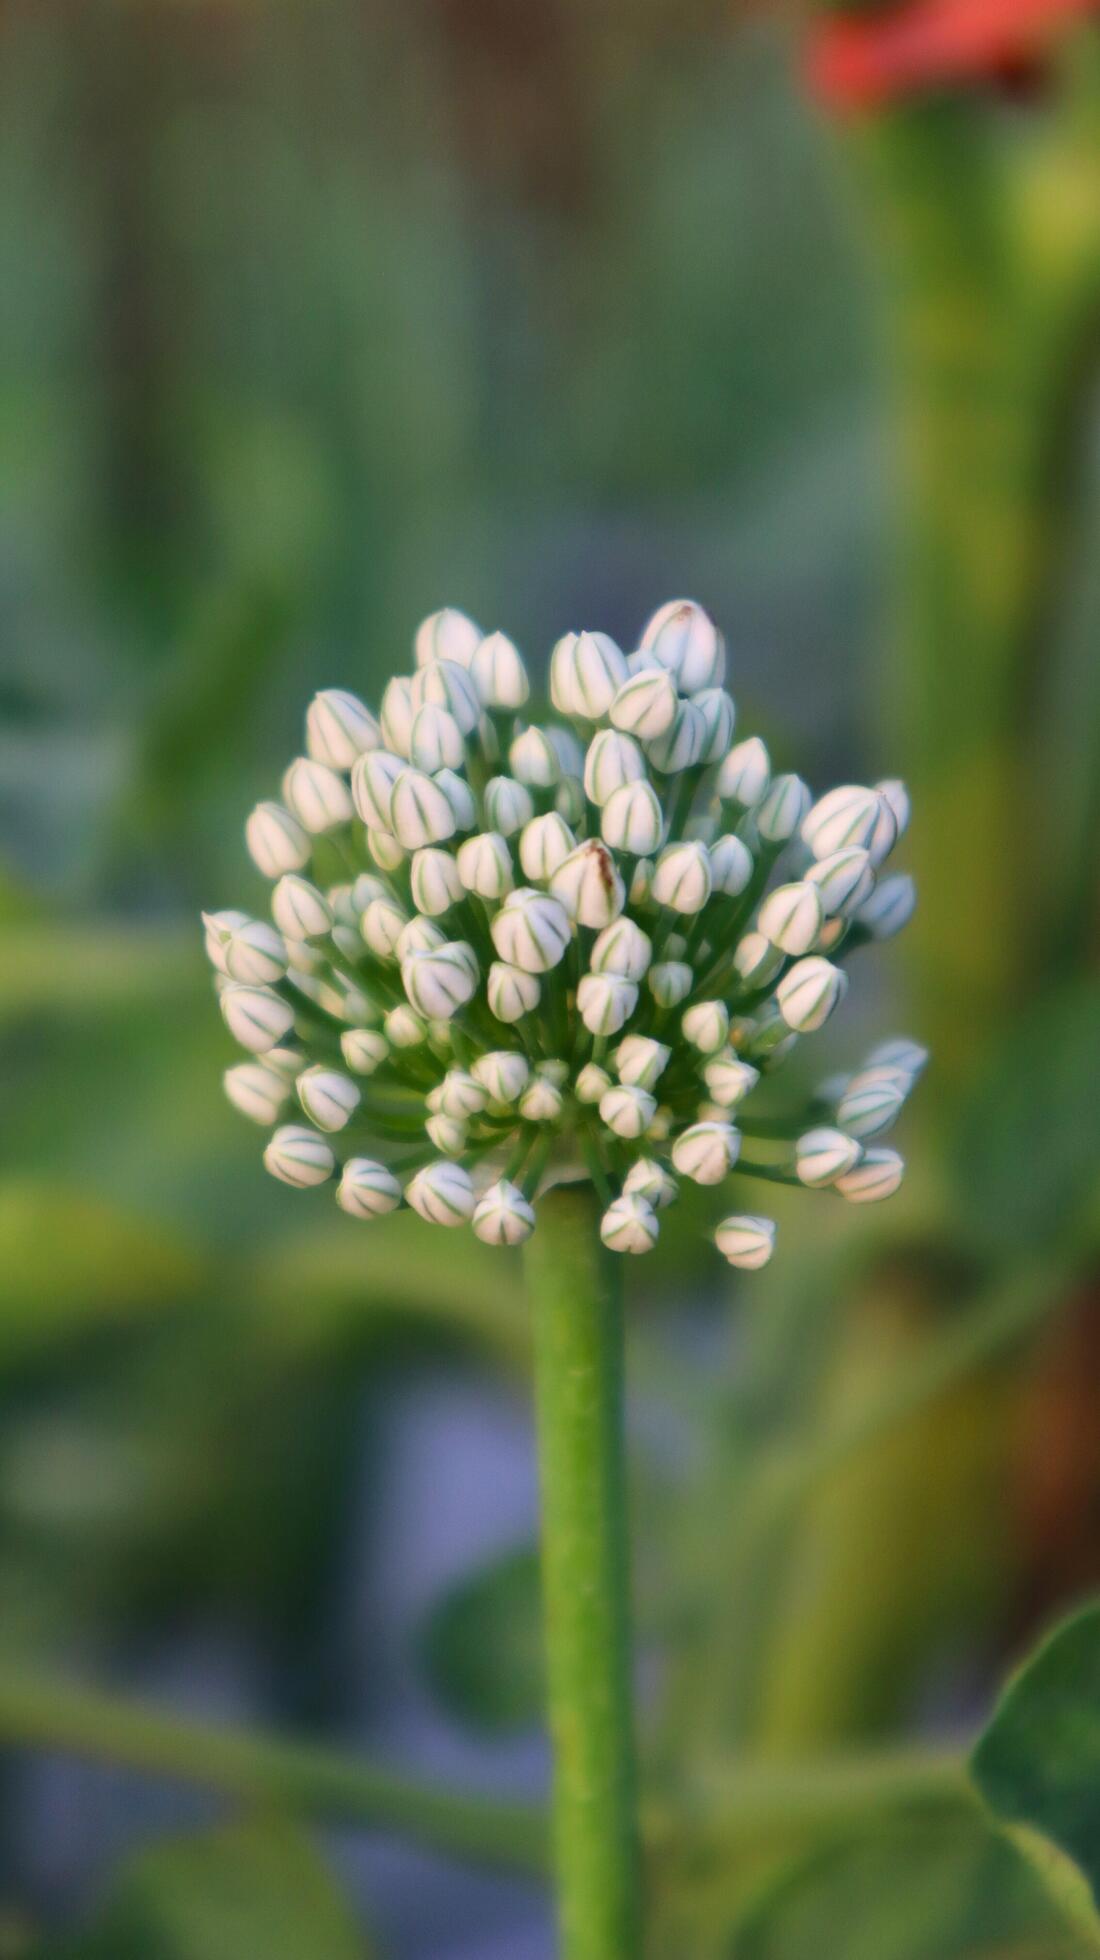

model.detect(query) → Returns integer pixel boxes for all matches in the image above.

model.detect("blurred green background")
[1,2,1099,1956]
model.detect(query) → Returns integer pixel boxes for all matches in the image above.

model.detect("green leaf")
[971,1599,1100,1939]
[37,1820,370,1960]
[421,1545,544,1734]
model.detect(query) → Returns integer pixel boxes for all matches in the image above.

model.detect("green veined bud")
[409,704,465,774]
[402,944,479,1019]
[703,1053,759,1107]
[590,917,652,982]
[648,960,693,1007]
[550,840,625,929]
[390,769,458,850]
[550,630,628,721]
[709,833,753,896]
[411,658,481,735]
[469,630,529,709]
[509,726,560,789]
[715,1214,775,1269]
[245,801,310,878]
[805,847,873,916]
[874,778,910,841]
[639,598,725,692]
[776,957,847,1032]
[519,1076,564,1122]
[576,1063,612,1104]
[471,1051,530,1104]
[263,1124,335,1188]
[614,1035,670,1089]
[433,768,477,832]
[351,749,404,830]
[306,688,381,767]
[340,1027,389,1075]
[407,847,460,918]
[361,896,408,960]
[220,983,296,1053]
[652,840,712,915]
[584,730,646,807]
[866,1036,928,1077]
[415,607,482,670]
[218,919,288,986]
[732,932,783,987]
[426,1112,467,1155]
[473,1179,536,1245]
[394,913,446,959]
[856,874,916,939]
[600,1192,659,1255]
[644,699,706,774]
[384,1003,428,1047]
[757,881,824,956]
[836,1067,908,1138]
[367,828,405,872]
[835,1146,904,1204]
[483,775,534,837]
[271,875,332,942]
[457,830,514,900]
[756,773,811,844]
[488,961,540,1023]
[405,1160,476,1225]
[577,973,638,1036]
[297,1064,361,1132]
[795,1126,862,1186]
[337,1157,402,1217]
[672,1120,739,1185]
[224,1061,290,1125]
[623,1158,678,1209]
[284,757,354,834]
[609,667,677,741]
[491,889,572,973]
[801,784,880,858]
[600,1084,656,1139]
[717,737,770,809]
[203,909,249,972]
[601,780,663,856]
[518,812,574,883]
[431,1069,482,1120]
[694,688,736,764]
[682,1001,729,1054]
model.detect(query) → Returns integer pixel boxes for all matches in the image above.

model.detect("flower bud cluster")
[207,601,922,1265]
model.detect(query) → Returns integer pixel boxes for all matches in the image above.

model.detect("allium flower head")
[206,601,923,1268]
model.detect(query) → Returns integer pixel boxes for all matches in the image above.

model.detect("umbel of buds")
[206,600,923,1271]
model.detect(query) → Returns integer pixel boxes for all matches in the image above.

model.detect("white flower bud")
[648,961,693,1007]
[370,828,406,872]
[600,781,663,857]
[639,599,725,692]
[378,676,415,757]
[406,847,459,918]
[756,773,811,845]
[730,932,781,987]
[405,1160,475,1225]
[216,918,287,986]
[805,847,874,916]
[874,778,910,841]
[600,1192,659,1255]
[402,943,478,1019]
[801,784,881,858]
[491,889,572,973]
[590,917,652,981]
[473,1179,536,1246]
[652,840,712,914]
[284,757,354,834]
[297,1064,361,1132]
[340,1027,388,1074]
[203,909,250,972]
[672,1120,739,1185]
[577,972,638,1036]
[644,699,707,774]
[245,801,310,878]
[361,896,408,960]
[708,834,753,898]
[866,793,899,867]
[715,1214,775,1269]
[469,631,529,708]
[519,1075,564,1122]
[682,1001,729,1054]
[471,1050,530,1104]
[220,983,296,1052]
[264,1045,303,1079]
[519,812,576,883]
[795,1126,862,1186]
[599,1084,656,1139]
[703,1053,760,1107]
[614,1035,669,1089]
[757,881,824,956]
[856,873,916,939]
[431,767,476,832]
[609,667,677,741]
[488,961,540,1022]
[263,1123,335,1188]
[623,1158,678,1209]
[384,1003,427,1047]
[867,1036,928,1077]
[415,607,482,670]
[546,725,585,778]
[224,1061,290,1125]
[508,726,559,789]
[389,769,457,850]
[550,630,628,721]
[776,956,847,1031]
[426,1112,467,1155]
[306,688,380,767]
[351,750,404,830]
[484,775,535,837]
[456,830,514,900]
[576,1064,612,1105]
[270,875,332,942]
[409,704,465,774]
[412,659,481,736]
[583,730,646,807]
[629,859,655,907]
[717,736,770,808]
[837,1068,908,1138]
[550,840,625,928]
[694,688,736,764]
[337,1158,402,1218]
[835,1146,904,1204]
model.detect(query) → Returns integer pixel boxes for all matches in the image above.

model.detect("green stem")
[524,1183,641,1960]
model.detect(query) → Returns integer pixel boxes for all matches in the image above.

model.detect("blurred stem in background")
[525,1184,641,1960]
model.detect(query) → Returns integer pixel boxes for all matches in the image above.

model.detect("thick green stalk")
[525,1182,641,1960]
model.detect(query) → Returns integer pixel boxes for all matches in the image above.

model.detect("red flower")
[808,0,1099,110]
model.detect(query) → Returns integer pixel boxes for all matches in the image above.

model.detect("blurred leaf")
[421,1545,543,1733]
[972,1600,1100,1941]
[0,925,196,1020]
[37,1820,368,1960]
